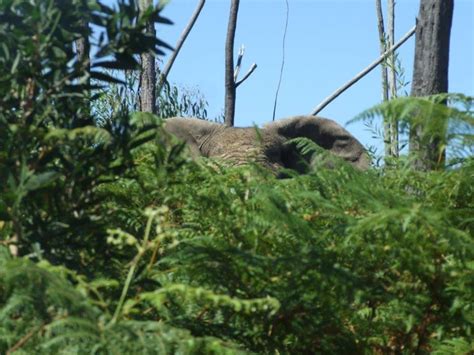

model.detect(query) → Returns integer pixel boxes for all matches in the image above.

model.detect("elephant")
[162,115,370,176]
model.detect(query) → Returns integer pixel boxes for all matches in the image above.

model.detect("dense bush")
[93,70,210,126]
[0,0,473,354]
[0,0,172,271]
[1,152,473,353]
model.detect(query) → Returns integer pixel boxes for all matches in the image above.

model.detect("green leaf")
[24,171,60,192]
[90,71,126,85]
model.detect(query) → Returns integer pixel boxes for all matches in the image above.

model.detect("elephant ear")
[264,115,370,170]
[162,117,219,158]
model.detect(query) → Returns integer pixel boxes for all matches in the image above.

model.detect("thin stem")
[272,0,289,121]
[109,213,154,325]
[6,323,46,354]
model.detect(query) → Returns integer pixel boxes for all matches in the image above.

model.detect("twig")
[157,0,206,94]
[7,323,46,355]
[272,0,290,121]
[310,24,416,116]
[235,63,257,88]
[109,214,155,325]
[233,45,257,88]
[234,45,245,82]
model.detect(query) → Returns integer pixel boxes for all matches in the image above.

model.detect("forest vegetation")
[0,0,472,354]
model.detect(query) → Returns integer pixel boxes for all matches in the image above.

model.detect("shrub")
[0,0,472,353]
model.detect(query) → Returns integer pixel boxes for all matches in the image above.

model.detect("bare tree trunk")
[224,0,240,127]
[375,0,391,158]
[138,0,156,114]
[76,20,91,123]
[76,36,90,82]
[387,0,398,157]
[409,0,453,170]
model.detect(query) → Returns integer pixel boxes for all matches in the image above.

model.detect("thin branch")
[157,0,206,94]
[272,0,290,121]
[235,63,257,88]
[224,0,240,127]
[310,24,416,116]
[233,45,257,88]
[234,45,244,82]
[109,213,155,325]
[7,323,46,355]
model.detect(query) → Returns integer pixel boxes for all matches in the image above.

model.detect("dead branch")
[234,45,245,82]
[157,0,206,94]
[310,25,416,116]
[235,63,257,88]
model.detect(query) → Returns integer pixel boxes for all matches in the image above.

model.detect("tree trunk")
[409,0,453,170]
[138,0,156,114]
[76,36,90,81]
[375,0,391,158]
[76,21,91,124]
[224,0,240,127]
[387,0,399,157]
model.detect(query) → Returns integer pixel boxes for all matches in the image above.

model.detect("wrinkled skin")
[163,115,370,175]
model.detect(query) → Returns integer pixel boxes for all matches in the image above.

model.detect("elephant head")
[163,115,370,175]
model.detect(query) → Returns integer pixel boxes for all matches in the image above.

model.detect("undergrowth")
[0,0,472,353]
[1,145,473,353]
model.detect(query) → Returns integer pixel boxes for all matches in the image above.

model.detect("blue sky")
[155,0,473,152]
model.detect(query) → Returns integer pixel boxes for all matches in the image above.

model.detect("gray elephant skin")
[163,115,370,176]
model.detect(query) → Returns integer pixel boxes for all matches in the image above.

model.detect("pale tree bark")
[224,0,240,127]
[76,36,90,82]
[76,18,91,123]
[139,0,156,114]
[409,0,453,170]
[375,0,398,158]
[375,0,391,157]
[387,0,398,157]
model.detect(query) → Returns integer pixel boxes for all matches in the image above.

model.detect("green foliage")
[353,93,474,165]
[1,0,473,354]
[92,70,209,126]
[157,80,209,119]
[88,143,473,353]
[0,0,172,270]
[0,248,242,353]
